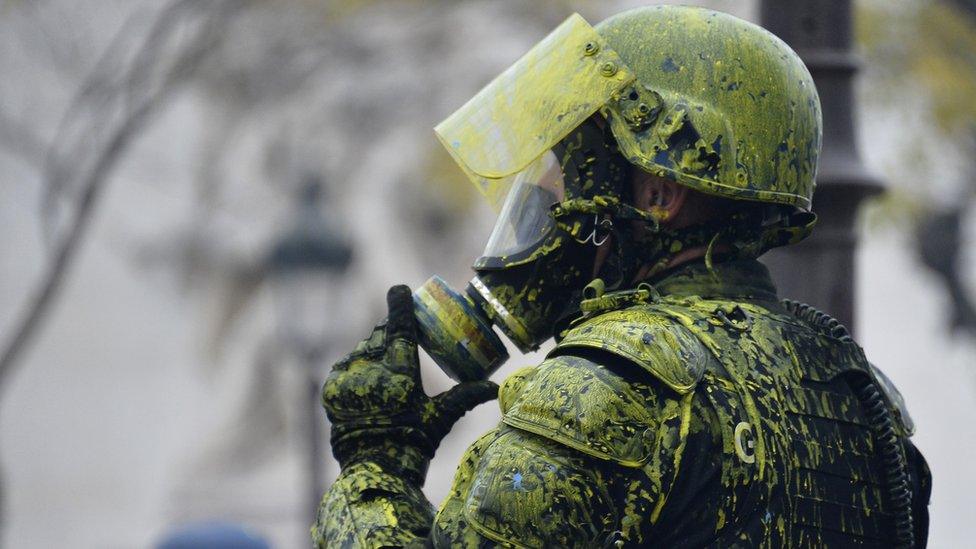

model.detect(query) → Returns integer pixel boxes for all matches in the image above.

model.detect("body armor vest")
[552,293,924,547]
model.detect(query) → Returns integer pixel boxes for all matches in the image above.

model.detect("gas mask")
[413,119,644,383]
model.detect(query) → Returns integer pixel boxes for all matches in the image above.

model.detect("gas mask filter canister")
[412,275,509,382]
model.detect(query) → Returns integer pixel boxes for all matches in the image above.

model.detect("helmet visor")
[482,150,565,258]
[435,13,634,210]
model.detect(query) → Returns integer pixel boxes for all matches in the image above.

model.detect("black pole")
[268,177,351,533]
[760,0,883,333]
[306,360,324,529]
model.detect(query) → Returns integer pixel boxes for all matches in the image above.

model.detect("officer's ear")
[631,170,689,227]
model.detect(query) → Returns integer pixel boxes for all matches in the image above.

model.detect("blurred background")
[0,0,974,547]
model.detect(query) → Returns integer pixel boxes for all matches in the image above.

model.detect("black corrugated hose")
[782,299,915,547]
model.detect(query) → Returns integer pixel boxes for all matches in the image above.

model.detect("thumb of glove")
[426,380,499,446]
[384,284,420,377]
[385,284,417,342]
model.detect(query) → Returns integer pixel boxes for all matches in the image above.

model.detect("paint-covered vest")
[549,293,922,547]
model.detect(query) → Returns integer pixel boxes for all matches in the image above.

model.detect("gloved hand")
[323,285,498,484]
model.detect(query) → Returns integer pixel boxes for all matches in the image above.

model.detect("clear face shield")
[482,150,565,258]
[426,14,639,355]
[435,14,635,260]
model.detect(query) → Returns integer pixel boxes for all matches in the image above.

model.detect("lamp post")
[760,0,883,333]
[267,176,352,530]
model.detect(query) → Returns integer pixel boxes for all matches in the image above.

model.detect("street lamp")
[266,175,352,530]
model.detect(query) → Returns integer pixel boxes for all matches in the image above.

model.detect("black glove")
[322,285,498,483]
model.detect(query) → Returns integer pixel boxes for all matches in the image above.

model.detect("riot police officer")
[313,6,931,547]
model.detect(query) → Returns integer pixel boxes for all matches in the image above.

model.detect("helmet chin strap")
[551,195,658,229]
[552,195,819,287]
[627,220,726,279]
[633,208,819,279]
[551,194,709,286]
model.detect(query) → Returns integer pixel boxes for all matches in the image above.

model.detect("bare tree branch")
[0,109,46,166]
[37,4,158,244]
[0,0,249,394]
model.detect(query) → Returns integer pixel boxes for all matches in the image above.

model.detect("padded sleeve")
[312,461,435,548]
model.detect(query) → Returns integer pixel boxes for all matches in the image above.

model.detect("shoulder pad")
[502,354,675,467]
[552,306,709,394]
[869,363,916,436]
